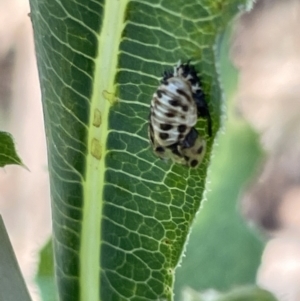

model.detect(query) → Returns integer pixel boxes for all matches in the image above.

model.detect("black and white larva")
[148,61,211,168]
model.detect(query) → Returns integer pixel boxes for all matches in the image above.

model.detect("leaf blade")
[29,1,254,300]
[0,132,23,167]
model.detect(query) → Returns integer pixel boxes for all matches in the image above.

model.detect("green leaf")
[0,216,32,301]
[174,122,264,296]
[215,286,278,301]
[36,277,57,301]
[36,239,57,301]
[181,286,278,301]
[0,132,23,167]
[174,21,264,297]
[29,0,254,300]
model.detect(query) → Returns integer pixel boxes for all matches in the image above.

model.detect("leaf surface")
[174,22,264,297]
[29,1,253,300]
[0,132,23,167]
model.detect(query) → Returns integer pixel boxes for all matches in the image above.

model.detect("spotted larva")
[148,61,211,168]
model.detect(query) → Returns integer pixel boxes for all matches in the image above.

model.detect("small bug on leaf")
[148,61,211,168]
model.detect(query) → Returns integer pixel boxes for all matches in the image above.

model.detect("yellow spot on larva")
[93,109,102,127]
[91,138,102,160]
[102,90,117,105]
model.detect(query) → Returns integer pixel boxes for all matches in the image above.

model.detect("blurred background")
[1,0,300,301]
[0,0,52,300]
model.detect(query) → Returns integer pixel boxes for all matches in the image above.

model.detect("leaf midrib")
[80,1,129,300]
